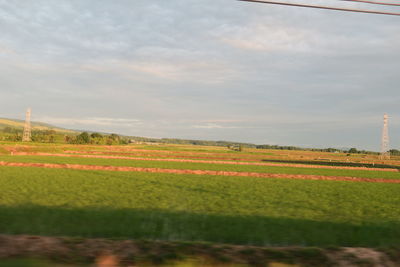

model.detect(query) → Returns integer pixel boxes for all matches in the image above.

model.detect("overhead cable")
[341,0,400,7]
[238,0,400,16]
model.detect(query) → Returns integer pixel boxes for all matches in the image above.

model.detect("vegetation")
[1,140,399,267]
[0,119,128,145]
[261,158,400,169]
[0,166,399,247]
[389,149,400,156]
[66,132,128,145]
[0,118,392,154]
[256,144,379,155]
[1,154,399,180]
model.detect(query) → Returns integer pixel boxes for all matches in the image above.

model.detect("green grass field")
[1,154,400,180]
[1,143,400,250]
[0,165,399,247]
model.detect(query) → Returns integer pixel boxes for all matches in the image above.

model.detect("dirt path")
[1,160,399,184]
[12,152,400,172]
[1,235,396,267]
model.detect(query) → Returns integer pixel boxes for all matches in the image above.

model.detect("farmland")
[0,142,400,265]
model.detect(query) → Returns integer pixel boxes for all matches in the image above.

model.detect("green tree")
[109,134,120,141]
[90,132,103,138]
[76,132,90,144]
[348,148,358,154]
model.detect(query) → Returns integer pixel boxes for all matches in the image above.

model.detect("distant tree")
[389,149,400,156]
[348,148,358,154]
[76,132,90,144]
[109,134,120,141]
[3,127,14,133]
[64,135,71,143]
[7,133,21,142]
[106,138,113,145]
[44,130,56,135]
[120,138,129,145]
[91,132,103,138]
[325,148,339,153]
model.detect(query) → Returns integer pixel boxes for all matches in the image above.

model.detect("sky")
[0,0,399,150]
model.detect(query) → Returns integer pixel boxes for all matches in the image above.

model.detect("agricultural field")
[0,142,400,265]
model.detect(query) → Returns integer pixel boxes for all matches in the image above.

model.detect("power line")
[341,0,400,7]
[238,0,400,16]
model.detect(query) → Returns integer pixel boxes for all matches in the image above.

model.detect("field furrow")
[1,161,399,184]
[1,154,400,179]
[10,152,400,172]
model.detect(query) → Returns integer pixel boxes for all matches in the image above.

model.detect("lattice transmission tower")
[22,108,32,142]
[380,113,390,159]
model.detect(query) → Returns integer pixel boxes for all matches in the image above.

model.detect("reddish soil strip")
[62,151,400,171]
[1,161,399,184]
[66,146,282,160]
[12,152,400,172]
[63,149,269,162]
[63,150,264,162]
[71,147,238,155]
[7,145,400,167]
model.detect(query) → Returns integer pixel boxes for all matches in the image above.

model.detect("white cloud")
[219,24,314,52]
[0,44,17,55]
[79,58,239,84]
[0,0,399,150]
[36,116,141,127]
[193,123,226,129]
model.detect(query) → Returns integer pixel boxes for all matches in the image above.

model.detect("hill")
[0,118,77,134]
[0,117,377,154]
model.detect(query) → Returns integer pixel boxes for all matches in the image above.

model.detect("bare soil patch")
[0,234,397,266]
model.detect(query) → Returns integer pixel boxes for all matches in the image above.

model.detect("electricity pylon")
[380,113,390,159]
[22,108,32,142]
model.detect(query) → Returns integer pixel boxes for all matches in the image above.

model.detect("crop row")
[1,155,399,180]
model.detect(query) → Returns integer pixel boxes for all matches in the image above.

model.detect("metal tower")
[22,108,32,142]
[380,113,390,159]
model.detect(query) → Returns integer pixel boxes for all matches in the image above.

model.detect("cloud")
[193,123,230,129]
[219,24,314,52]
[0,0,399,150]
[0,44,17,55]
[79,58,239,84]
[36,116,142,127]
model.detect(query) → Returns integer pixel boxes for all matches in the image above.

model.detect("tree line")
[66,132,129,145]
[0,128,128,145]
[0,127,394,154]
